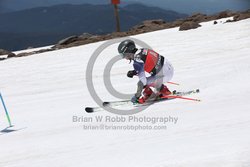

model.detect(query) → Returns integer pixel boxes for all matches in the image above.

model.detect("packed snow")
[0,18,250,167]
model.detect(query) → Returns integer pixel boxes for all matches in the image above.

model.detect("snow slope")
[0,18,250,167]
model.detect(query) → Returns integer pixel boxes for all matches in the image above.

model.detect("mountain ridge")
[1,0,249,14]
[0,3,187,51]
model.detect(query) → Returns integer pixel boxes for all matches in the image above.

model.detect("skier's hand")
[131,95,139,103]
[127,70,137,78]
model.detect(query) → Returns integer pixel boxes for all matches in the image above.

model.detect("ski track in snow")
[0,18,250,167]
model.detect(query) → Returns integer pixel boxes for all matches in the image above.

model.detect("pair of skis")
[85,89,200,113]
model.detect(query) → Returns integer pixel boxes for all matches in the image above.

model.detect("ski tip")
[103,102,110,106]
[85,107,94,113]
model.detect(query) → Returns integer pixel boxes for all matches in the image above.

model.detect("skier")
[118,39,174,104]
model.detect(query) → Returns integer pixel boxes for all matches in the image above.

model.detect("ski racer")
[118,39,174,104]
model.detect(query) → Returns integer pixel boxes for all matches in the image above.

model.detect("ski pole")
[167,82,179,85]
[148,81,180,87]
[0,92,13,127]
[161,95,201,102]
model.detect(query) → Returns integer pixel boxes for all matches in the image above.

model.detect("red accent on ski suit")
[144,49,160,73]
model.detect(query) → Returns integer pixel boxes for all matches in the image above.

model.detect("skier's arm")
[133,62,147,98]
[133,61,147,86]
[137,71,147,85]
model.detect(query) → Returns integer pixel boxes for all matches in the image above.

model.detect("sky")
[0,0,249,14]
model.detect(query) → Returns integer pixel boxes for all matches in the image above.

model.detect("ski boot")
[157,84,171,97]
[138,86,156,104]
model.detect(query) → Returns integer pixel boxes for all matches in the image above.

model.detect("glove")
[131,95,139,104]
[127,70,137,78]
